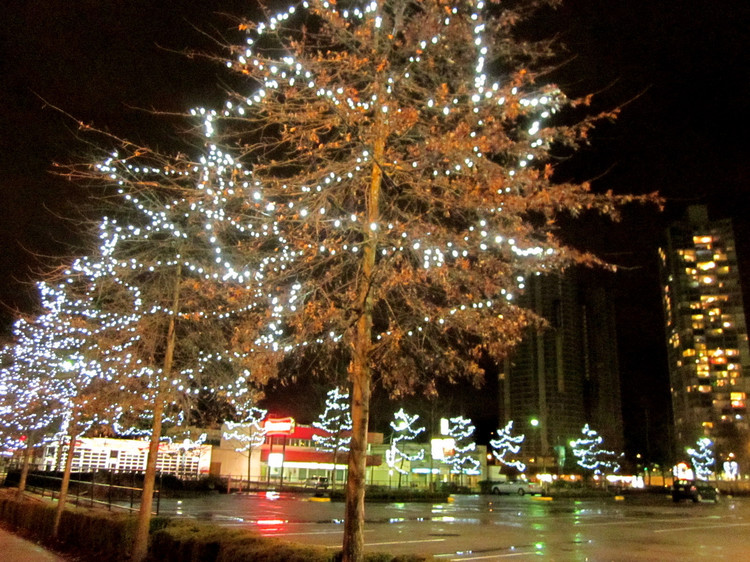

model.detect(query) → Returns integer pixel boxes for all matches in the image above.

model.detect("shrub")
[0,490,431,561]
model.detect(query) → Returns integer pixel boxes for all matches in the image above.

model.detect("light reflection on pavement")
[154,492,750,560]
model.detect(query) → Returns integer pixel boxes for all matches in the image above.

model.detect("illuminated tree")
[30,280,111,537]
[65,142,267,561]
[570,424,621,476]
[490,420,526,473]
[0,315,71,492]
[201,1,655,557]
[443,415,480,478]
[313,387,352,487]
[687,437,715,480]
[385,408,425,486]
[222,405,268,484]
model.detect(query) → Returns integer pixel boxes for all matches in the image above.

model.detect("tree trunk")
[131,263,181,562]
[341,115,385,561]
[131,396,165,562]
[53,428,78,538]
[17,434,35,496]
[342,334,372,562]
[247,444,253,492]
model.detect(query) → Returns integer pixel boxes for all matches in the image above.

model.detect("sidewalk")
[0,525,67,561]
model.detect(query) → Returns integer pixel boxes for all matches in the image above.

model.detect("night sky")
[1,1,748,461]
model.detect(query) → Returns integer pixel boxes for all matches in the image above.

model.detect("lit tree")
[222,405,268,485]
[313,387,352,487]
[570,424,621,477]
[203,1,655,557]
[29,279,111,538]
[0,315,71,493]
[687,437,715,480]
[490,420,526,473]
[65,142,268,561]
[385,408,425,487]
[443,415,480,478]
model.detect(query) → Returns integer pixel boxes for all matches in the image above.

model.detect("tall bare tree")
[197,1,655,559]
[64,142,266,561]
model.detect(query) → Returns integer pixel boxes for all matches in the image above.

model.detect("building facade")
[498,267,623,473]
[42,437,212,477]
[660,206,750,467]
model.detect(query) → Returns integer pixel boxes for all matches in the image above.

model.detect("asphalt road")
[156,492,750,560]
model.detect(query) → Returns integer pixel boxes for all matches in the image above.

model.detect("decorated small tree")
[223,405,268,486]
[443,416,480,482]
[0,314,71,493]
[570,424,621,480]
[687,437,715,481]
[385,408,425,487]
[490,420,526,473]
[313,387,352,487]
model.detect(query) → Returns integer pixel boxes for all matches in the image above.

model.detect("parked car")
[490,479,542,496]
[305,476,330,489]
[671,479,719,503]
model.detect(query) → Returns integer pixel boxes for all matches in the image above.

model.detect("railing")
[13,470,161,514]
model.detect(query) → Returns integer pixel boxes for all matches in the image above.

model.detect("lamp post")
[529,418,542,471]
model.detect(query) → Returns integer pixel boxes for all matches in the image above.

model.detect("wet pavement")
[154,491,750,560]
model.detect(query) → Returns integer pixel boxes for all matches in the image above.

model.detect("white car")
[490,479,542,496]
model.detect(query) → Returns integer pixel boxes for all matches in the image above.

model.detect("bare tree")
[195,1,656,559]
[63,143,266,561]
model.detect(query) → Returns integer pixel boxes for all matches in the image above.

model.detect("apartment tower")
[498,267,624,472]
[660,205,750,467]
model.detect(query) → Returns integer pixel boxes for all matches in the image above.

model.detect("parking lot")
[157,491,750,559]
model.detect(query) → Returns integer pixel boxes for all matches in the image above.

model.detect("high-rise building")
[659,205,750,467]
[498,267,623,472]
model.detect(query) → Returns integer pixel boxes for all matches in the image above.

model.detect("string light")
[443,416,481,475]
[570,424,621,475]
[385,409,425,474]
[490,420,527,472]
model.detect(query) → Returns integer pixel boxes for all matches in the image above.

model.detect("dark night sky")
[1,1,748,461]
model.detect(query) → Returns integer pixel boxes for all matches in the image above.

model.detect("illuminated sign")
[673,461,694,480]
[440,418,450,436]
[723,460,739,479]
[264,417,296,435]
[431,438,455,460]
[267,453,284,468]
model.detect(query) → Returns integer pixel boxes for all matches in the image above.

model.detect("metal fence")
[6,470,160,514]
